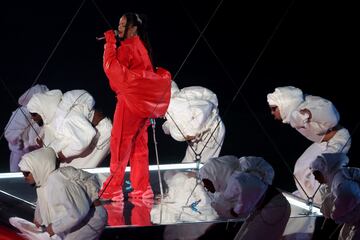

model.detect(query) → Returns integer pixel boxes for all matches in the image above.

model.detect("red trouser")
[103,202,125,226]
[102,98,150,193]
[130,198,153,226]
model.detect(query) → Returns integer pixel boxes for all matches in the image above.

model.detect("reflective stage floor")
[0,163,330,240]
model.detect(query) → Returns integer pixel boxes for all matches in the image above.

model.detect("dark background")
[0,0,358,193]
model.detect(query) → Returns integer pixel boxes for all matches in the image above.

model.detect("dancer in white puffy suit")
[267,86,351,204]
[26,89,112,169]
[56,89,112,169]
[150,170,219,240]
[198,155,240,218]
[267,86,352,240]
[17,147,107,240]
[200,155,290,240]
[162,81,225,163]
[151,170,218,223]
[4,84,48,172]
[310,153,360,240]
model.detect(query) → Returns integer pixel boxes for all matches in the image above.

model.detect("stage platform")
[0,163,325,239]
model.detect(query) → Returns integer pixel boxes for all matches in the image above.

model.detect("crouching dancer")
[18,148,107,240]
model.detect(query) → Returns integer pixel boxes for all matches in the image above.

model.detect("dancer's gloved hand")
[57,151,67,163]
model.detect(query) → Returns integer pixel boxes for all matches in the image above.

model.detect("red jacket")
[103,31,171,118]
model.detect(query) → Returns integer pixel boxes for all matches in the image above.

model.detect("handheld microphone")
[96,36,105,41]
[96,30,119,41]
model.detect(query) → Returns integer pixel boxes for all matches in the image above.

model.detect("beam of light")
[86,162,203,174]
[282,192,322,215]
[0,163,204,179]
[0,172,24,179]
[0,189,36,207]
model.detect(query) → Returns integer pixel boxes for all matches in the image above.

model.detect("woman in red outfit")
[100,13,171,201]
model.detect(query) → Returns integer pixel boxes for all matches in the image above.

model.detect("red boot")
[128,186,154,199]
[99,186,124,202]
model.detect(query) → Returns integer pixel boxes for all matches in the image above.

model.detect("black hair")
[122,12,154,67]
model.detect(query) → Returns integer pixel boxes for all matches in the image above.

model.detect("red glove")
[104,30,116,44]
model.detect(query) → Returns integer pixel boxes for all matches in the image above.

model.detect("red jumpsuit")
[100,30,171,200]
